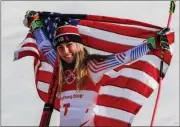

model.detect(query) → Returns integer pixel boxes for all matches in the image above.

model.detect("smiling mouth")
[64,55,72,58]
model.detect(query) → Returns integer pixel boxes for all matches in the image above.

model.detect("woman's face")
[57,42,78,63]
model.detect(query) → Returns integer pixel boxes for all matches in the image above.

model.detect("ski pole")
[39,75,58,127]
[150,1,176,126]
[39,56,59,127]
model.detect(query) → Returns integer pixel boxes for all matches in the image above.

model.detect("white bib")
[60,90,98,126]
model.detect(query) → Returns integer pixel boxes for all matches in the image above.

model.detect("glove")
[146,27,171,51]
[23,10,43,31]
[157,27,171,50]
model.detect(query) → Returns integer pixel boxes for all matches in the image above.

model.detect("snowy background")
[1,1,179,126]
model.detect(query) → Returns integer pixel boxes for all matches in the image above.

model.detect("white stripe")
[23,38,36,44]
[78,25,145,46]
[17,47,39,56]
[94,105,135,123]
[17,38,36,48]
[99,85,147,105]
[85,46,112,55]
[34,59,41,79]
[111,22,160,32]
[105,68,158,90]
[37,81,50,93]
[39,62,53,72]
[139,55,169,74]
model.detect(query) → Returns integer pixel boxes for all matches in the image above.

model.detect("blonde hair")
[57,43,88,95]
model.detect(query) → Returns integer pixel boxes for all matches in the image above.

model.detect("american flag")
[14,12,175,126]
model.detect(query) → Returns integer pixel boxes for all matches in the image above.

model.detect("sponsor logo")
[64,70,76,84]
[65,35,69,41]
[61,93,84,101]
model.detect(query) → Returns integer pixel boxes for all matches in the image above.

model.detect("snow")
[1,1,179,126]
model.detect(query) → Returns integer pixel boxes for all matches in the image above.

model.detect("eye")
[57,46,63,49]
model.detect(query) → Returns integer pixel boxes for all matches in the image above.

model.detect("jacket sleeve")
[33,28,57,66]
[88,43,150,83]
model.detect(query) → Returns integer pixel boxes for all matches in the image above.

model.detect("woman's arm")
[33,29,57,66]
[87,37,157,83]
[88,43,150,83]
[24,11,57,66]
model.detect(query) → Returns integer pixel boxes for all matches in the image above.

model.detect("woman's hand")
[157,28,171,50]
[23,10,43,31]
[147,28,173,51]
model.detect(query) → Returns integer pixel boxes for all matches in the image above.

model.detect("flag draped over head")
[14,11,175,126]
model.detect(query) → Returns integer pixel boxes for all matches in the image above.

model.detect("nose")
[63,46,69,54]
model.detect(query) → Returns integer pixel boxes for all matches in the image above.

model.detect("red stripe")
[22,43,38,49]
[81,34,132,53]
[94,115,130,127]
[148,49,172,65]
[79,20,158,38]
[17,50,39,60]
[166,32,174,45]
[26,33,33,38]
[37,70,53,84]
[56,26,79,36]
[86,15,162,30]
[97,95,142,115]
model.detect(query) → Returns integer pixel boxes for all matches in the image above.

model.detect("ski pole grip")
[167,1,176,28]
[169,1,176,13]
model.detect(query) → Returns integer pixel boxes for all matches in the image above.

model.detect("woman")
[24,11,171,126]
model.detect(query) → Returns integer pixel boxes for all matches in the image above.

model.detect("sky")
[1,1,179,126]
